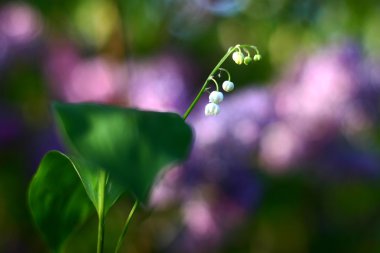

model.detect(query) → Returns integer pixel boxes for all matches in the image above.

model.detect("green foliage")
[28,151,93,252]
[29,103,193,251]
[53,102,193,204]
[68,157,125,216]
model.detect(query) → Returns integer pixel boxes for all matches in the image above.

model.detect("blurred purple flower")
[0,3,42,44]
[150,166,186,208]
[152,43,380,251]
[182,195,219,240]
[259,121,306,171]
[273,46,358,139]
[260,43,380,174]
[64,58,121,103]
[45,42,125,103]
[0,3,43,66]
[44,41,380,252]
[192,88,273,151]
[45,46,194,113]
[151,88,269,252]
[125,53,194,113]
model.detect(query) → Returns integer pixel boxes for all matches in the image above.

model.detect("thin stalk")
[182,46,238,120]
[97,170,107,253]
[113,44,259,253]
[218,68,231,81]
[114,201,139,253]
[239,44,260,55]
[208,77,220,91]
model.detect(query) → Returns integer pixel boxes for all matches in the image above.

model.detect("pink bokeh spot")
[0,3,42,44]
[125,55,189,113]
[65,59,115,103]
[182,197,219,239]
[260,122,304,172]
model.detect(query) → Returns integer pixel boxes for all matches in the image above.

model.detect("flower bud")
[244,56,252,65]
[209,91,224,104]
[205,103,220,116]
[232,51,244,65]
[222,80,234,92]
[253,54,261,61]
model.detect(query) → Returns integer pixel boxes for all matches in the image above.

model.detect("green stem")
[182,46,238,120]
[208,77,220,91]
[114,201,139,253]
[112,44,259,253]
[218,68,231,81]
[97,170,107,253]
[240,44,260,55]
[243,48,250,57]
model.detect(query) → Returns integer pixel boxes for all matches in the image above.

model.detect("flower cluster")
[232,44,261,65]
[204,45,261,116]
[204,78,233,116]
[205,78,233,114]
[148,43,380,253]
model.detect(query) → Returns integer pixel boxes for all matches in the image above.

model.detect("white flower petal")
[222,81,234,92]
[205,102,220,116]
[209,91,224,104]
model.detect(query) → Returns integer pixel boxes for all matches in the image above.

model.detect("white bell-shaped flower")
[209,91,224,104]
[232,51,244,65]
[205,102,220,116]
[222,80,234,92]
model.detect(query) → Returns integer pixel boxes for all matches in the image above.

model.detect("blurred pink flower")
[45,43,125,103]
[0,3,42,45]
[65,58,118,102]
[0,3,43,65]
[150,167,186,208]
[182,196,219,239]
[125,53,193,113]
[46,44,195,109]
[274,49,356,140]
[192,87,273,150]
[259,122,305,171]
[260,44,380,172]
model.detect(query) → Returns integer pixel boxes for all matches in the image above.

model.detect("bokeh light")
[2,0,380,252]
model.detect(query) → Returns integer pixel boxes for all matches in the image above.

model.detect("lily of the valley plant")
[28,44,261,253]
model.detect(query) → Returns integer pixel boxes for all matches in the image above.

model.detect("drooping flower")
[222,80,234,92]
[209,91,223,104]
[232,51,244,65]
[205,102,220,116]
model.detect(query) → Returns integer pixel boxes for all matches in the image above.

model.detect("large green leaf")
[70,157,125,216]
[28,151,93,252]
[53,102,193,203]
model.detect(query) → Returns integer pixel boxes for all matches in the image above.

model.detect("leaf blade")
[53,102,193,203]
[69,157,125,215]
[28,151,93,252]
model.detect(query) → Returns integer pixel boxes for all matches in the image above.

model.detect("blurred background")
[1,0,380,252]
